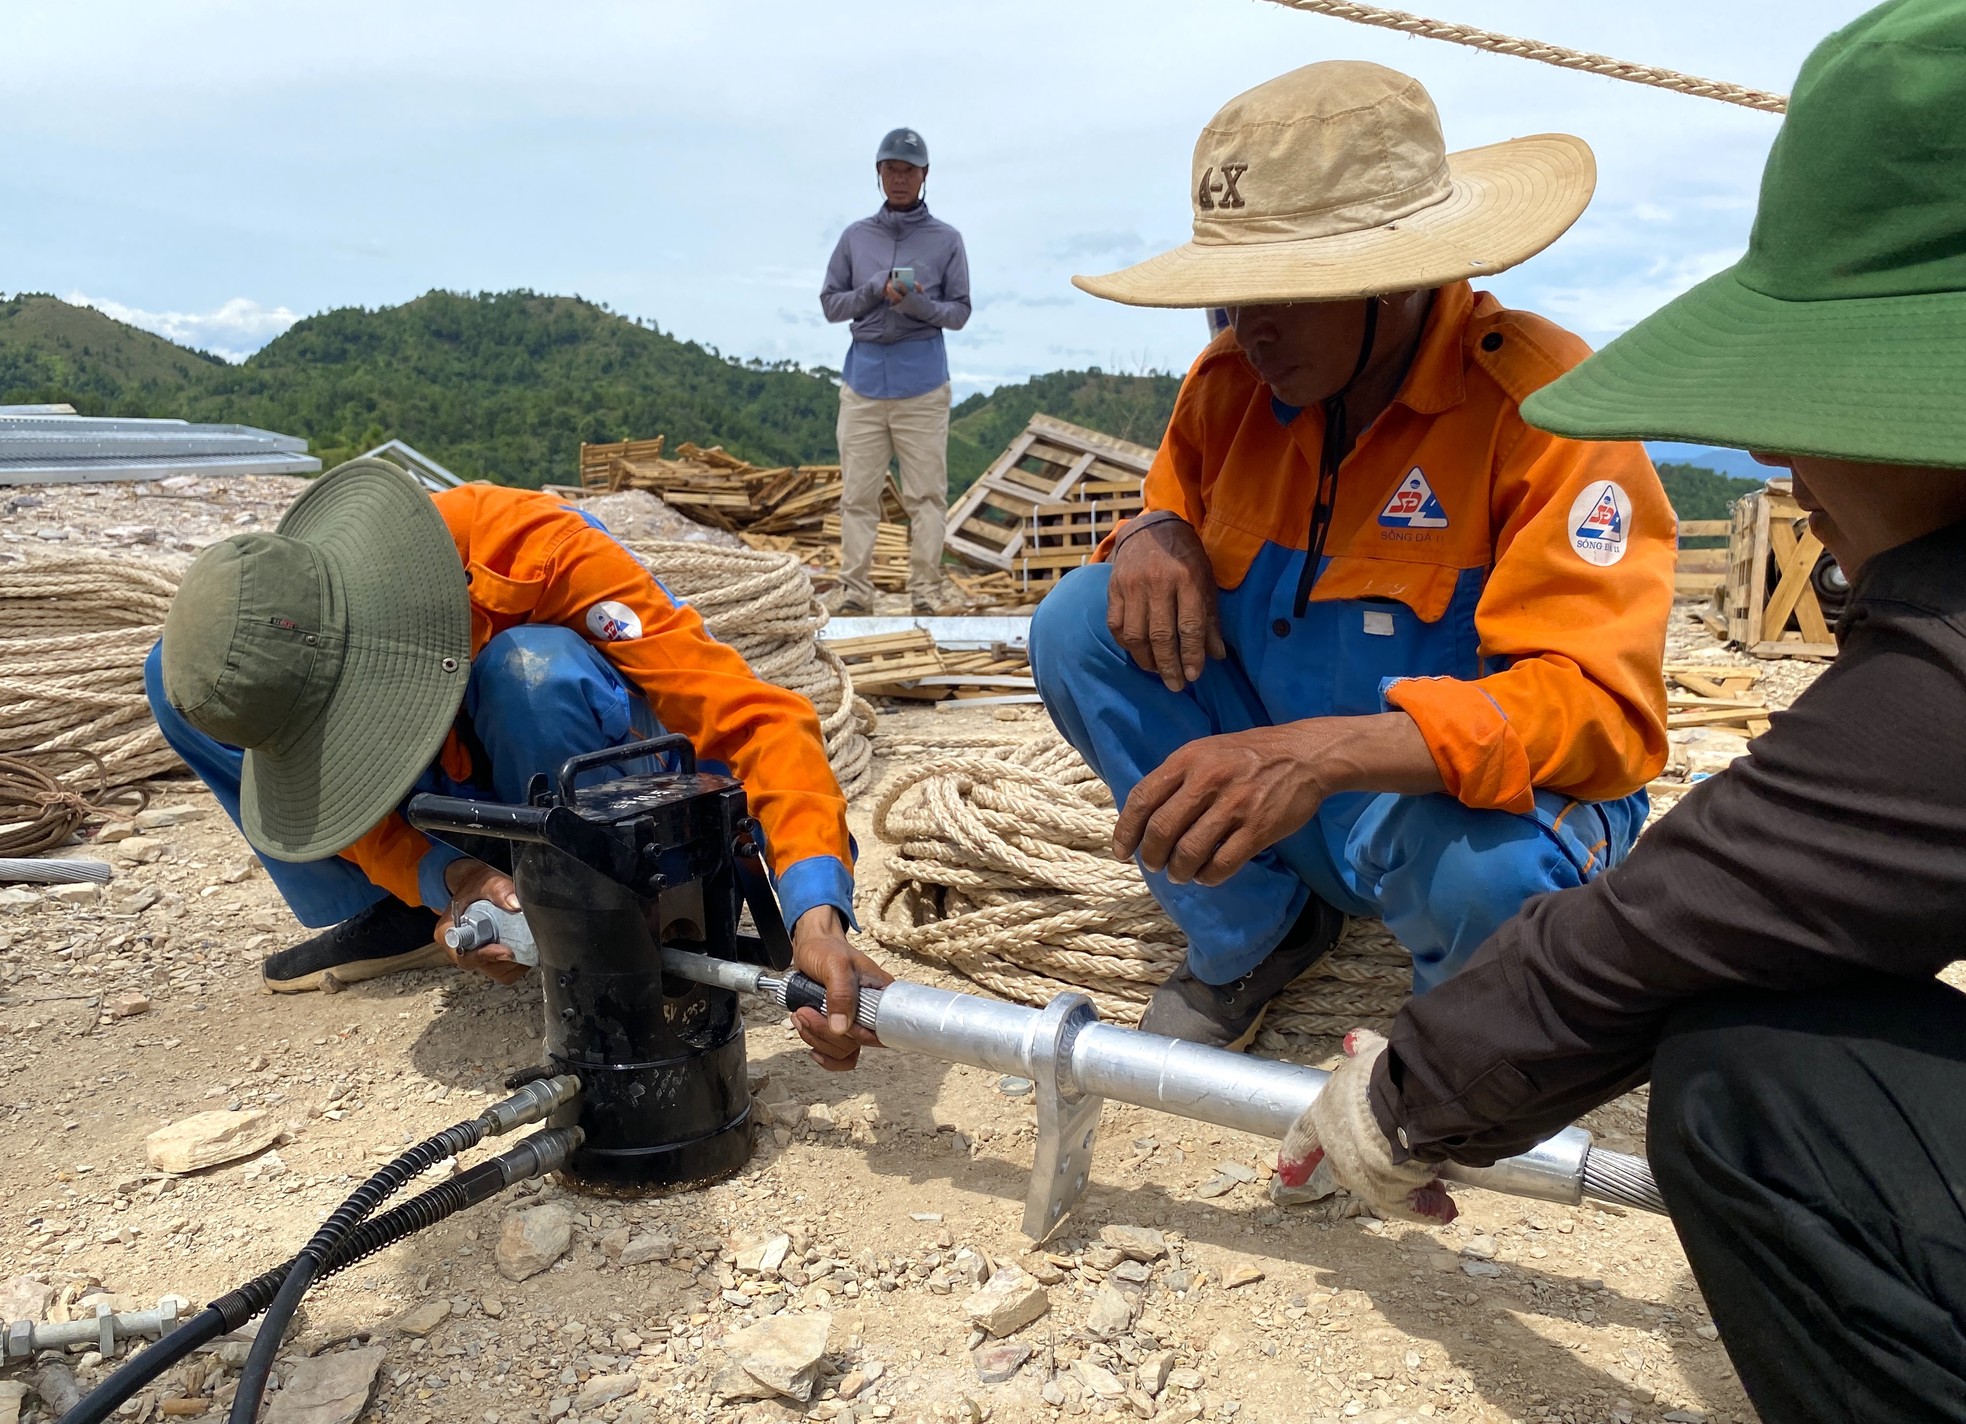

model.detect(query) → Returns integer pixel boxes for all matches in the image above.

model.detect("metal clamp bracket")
[1022,993,1104,1242]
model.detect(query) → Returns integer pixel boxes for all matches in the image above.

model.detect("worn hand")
[1278,1028,1456,1223]
[1107,516,1225,692]
[788,906,892,1072]
[1113,714,1442,885]
[435,858,528,985]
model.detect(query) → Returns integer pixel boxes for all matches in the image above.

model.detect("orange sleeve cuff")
[338,813,430,907]
[1384,676,1535,815]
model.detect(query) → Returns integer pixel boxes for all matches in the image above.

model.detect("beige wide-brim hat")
[1077,61,1595,308]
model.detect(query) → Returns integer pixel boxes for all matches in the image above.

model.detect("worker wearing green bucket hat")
[1278,4,1966,1417]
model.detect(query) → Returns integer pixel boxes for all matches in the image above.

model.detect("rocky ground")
[0,480,1818,1424]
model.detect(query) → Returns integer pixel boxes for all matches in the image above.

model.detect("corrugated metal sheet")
[0,413,322,485]
[358,438,465,491]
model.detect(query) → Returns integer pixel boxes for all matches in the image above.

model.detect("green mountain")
[0,292,1763,528]
[0,291,847,484]
[1655,462,1760,544]
[0,293,222,410]
[948,369,1182,491]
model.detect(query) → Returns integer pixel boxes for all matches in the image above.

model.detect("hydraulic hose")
[226,1076,576,1424]
[62,1126,581,1424]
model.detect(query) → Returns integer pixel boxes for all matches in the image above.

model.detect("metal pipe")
[661,950,1659,1217]
[3,1297,185,1362]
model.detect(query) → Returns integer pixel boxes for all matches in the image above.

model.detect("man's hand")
[788,906,893,1072]
[1107,516,1225,692]
[435,858,528,985]
[884,279,909,305]
[1113,714,1443,885]
[1278,1028,1457,1224]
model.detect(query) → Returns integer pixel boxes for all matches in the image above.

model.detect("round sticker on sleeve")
[1567,481,1633,566]
[585,601,643,641]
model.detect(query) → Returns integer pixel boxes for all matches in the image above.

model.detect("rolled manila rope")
[626,539,877,798]
[861,733,1413,1059]
[0,554,187,790]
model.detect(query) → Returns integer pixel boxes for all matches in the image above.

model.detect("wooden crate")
[1674,518,1730,597]
[828,629,946,694]
[945,414,1154,571]
[1712,482,1838,658]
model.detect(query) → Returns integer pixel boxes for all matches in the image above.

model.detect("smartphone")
[890,267,916,293]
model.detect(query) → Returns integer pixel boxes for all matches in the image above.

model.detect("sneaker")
[261,898,447,994]
[1138,896,1346,1050]
[826,591,874,617]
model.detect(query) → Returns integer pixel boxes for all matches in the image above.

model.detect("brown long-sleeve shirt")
[1373,516,1966,1165]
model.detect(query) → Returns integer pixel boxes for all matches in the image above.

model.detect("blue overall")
[148,626,713,928]
[1029,558,1646,994]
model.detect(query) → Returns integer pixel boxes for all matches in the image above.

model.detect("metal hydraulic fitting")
[478,1074,581,1137]
[492,1126,585,1186]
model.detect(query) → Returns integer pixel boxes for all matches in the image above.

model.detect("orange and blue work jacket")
[338,484,853,922]
[1106,282,1673,813]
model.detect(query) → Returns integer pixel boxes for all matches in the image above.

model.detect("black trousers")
[1649,978,1966,1423]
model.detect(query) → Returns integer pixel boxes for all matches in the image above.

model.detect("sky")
[3,0,1872,398]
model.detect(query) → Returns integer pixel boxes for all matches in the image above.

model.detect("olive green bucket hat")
[160,458,471,861]
[1524,0,1966,467]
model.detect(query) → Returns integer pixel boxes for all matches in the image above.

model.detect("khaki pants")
[836,381,950,606]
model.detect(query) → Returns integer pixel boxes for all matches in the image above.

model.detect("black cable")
[64,1130,578,1424]
[1292,297,1382,618]
[226,1118,488,1424]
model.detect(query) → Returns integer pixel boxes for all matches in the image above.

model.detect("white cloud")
[64,292,299,362]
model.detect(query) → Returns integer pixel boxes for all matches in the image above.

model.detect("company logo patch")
[1568,481,1633,566]
[1378,468,1448,529]
[584,601,643,642]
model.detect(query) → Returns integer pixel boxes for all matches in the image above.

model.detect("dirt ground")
[1,479,1816,1424]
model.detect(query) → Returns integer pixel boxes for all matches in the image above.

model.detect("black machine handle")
[731,817,794,971]
[406,795,552,843]
[556,734,697,805]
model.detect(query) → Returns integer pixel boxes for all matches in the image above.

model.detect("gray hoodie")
[820,202,971,399]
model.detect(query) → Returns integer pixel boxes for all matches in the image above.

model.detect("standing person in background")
[821,127,972,616]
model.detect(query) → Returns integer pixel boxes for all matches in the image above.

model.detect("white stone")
[145,1110,280,1174]
[574,1373,638,1409]
[721,1310,831,1402]
[618,1232,674,1266]
[1098,1225,1167,1262]
[963,1263,1049,1338]
[1084,1283,1137,1339]
[496,1203,572,1282]
[262,1345,386,1424]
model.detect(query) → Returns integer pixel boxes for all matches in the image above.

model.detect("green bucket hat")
[1524,0,1966,467]
[160,458,471,861]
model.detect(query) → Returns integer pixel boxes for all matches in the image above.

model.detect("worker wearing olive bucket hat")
[1275,5,1966,1418]
[143,460,883,1071]
[1028,61,1677,1049]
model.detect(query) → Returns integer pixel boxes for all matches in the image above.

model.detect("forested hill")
[0,292,847,483]
[2,292,1755,510]
[0,291,1184,490]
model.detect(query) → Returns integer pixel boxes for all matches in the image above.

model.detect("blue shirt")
[842,334,950,400]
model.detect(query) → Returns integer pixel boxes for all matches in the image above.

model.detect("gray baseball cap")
[875,127,929,167]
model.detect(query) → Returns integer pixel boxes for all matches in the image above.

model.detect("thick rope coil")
[1258,0,1788,113]
[0,554,187,789]
[626,540,876,797]
[860,734,1413,1057]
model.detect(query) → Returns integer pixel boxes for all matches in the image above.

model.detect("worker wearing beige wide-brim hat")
[1029,61,1677,1049]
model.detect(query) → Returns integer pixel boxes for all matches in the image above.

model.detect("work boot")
[826,590,874,617]
[260,898,447,994]
[1138,896,1346,1050]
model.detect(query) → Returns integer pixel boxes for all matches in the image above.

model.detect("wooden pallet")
[944,414,1154,571]
[1674,518,1730,597]
[828,629,947,694]
[1711,482,1838,659]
